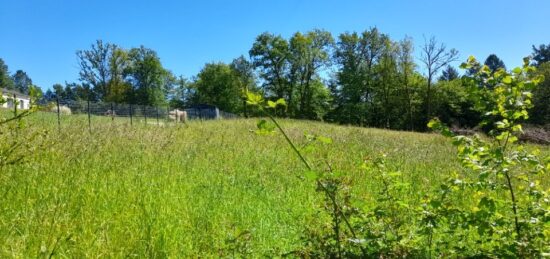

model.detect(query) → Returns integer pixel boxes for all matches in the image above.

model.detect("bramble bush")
[246,56,550,257]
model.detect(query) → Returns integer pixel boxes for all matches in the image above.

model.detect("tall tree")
[289,29,334,118]
[0,58,15,90]
[126,46,170,106]
[397,37,418,130]
[420,36,458,123]
[530,63,550,124]
[63,83,77,101]
[484,54,506,74]
[439,65,459,81]
[11,70,33,94]
[230,56,257,117]
[331,28,390,125]
[249,33,290,100]
[77,40,118,100]
[532,43,550,66]
[190,62,242,113]
[168,75,192,109]
[107,48,131,103]
[377,40,399,128]
[52,83,64,99]
[40,89,55,103]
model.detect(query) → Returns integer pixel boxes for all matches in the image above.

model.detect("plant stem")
[267,114,311,170]
[266,114,367,257]
[501,129,521,240]
[503,171,520,239]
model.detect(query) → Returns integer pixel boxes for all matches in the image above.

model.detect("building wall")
[1,93,30,110]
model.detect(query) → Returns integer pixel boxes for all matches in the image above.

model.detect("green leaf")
[275,98,287,106]
[502,76,513,84]
[246,92,264,106]
[267,100,276,109]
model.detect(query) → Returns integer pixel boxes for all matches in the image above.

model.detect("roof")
[1,88,30,99]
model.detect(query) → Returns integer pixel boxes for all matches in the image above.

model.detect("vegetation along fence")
[35,98,238,132]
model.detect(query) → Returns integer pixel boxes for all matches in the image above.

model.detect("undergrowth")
[246,56,550,257]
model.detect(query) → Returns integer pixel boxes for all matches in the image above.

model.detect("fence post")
[166,105,170,123]
[87,98,91,133]
[144,105,147,125]
[56,96,61,133]
[110,102,115,122]
[13,94,17,116]
[156,106,159,126]
[129,104,133,126]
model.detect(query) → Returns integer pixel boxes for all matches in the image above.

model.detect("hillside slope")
[1,113,548,256]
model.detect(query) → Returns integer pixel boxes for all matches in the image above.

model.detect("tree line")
[1,28,549,130]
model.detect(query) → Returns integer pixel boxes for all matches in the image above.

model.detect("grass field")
[1,111,549,257]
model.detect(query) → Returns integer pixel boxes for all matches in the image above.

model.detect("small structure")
[1,88,31,110]
[185,104,220,120]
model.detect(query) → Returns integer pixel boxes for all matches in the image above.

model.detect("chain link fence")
[35,98,238,132]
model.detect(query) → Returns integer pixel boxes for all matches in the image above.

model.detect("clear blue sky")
[1,0,549,90]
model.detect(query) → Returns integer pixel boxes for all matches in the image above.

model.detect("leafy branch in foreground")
[0,86,46,169]
[246,92,367,258]
[428,56,549,256]
[246,56,550,257]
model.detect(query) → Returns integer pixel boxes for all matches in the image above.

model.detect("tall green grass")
[1,111,548,257]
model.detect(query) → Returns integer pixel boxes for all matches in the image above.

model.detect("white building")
[1,88,31,110]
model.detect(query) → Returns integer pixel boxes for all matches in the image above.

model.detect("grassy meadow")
[1,111,549,257]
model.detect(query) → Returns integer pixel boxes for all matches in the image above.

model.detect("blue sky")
[1,0,549,90]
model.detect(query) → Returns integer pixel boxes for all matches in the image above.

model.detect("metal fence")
[36,98,238,132]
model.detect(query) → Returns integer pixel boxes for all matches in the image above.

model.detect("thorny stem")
[0,110,31,126]
[501,130,521,240]
[266,114,368,257]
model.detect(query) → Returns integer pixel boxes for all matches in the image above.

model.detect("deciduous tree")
[420,36,458,123]
[249,33,290,100]
[190,62,242,113]
[77,40,118,100]
[126,46,170,106]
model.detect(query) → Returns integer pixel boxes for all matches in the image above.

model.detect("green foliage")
[77,40,119,101]
[330,28,391,126]
[249,57,550,257]
[484,54,507,75]
[249,30,333,119]
[428,57,549,256]
[0,58,15,90]
[1,107,548,257]
[432,78,481,128]
[438,65,459,81]
[126,46,172,106]
[11,70,33,94]
[77,40,172,105]
[0,86,45,169]
[532,43,550,66]
[420,36,459,126]
[190,62,244,113]
[530,62,550,125]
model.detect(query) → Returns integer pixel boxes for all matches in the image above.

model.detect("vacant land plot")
[1,112,548,257]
